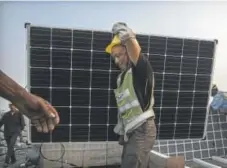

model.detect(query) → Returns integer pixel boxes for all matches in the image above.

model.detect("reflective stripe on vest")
[113,68,155,142]
[119,99,140,114]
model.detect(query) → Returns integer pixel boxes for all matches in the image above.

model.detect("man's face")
[111,45,129,71]
[9,104,18,112]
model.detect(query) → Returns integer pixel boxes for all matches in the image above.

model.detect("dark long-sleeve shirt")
[117,53,154,112]
[0,111,25,137]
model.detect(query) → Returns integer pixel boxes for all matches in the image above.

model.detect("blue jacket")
[210,91,227,111]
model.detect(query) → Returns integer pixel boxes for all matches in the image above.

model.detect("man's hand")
[111,22,141,65]
[112,22,135,44]
[118,135,125,146]
[0,70,60,133]
[14,94,60,133]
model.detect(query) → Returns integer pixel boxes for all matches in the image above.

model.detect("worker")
[0,70,59,133]
[105,22,185,168]
[0,103,25,167]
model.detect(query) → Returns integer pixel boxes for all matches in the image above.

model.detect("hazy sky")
[1,1,227,108]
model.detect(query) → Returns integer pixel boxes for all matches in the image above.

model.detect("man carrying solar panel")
[105,22,185,168]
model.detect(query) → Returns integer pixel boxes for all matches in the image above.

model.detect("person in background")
[0,103,25,166]
[0,70,59,133]
[105,22,185,168]
[211,84,218,97]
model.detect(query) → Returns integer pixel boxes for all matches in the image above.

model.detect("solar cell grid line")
[51,28,69,142]
[70,29,73,142]
[217,113,225,157]
[210,108,219,155]
[27,24,216,143]
[188,41,200,139]
[49,27,53,142]
[198,139,203,159]
[156,37,168,140]
[106,47,111,142]
[175,140,178,156]
[196,42,214,140]
[88,30,93,141]
[172,38,184,139]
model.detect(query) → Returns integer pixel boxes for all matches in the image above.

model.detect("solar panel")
[26,23,216,143]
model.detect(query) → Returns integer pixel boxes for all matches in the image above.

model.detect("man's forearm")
[0,70,29,104]
[125,38,141,65]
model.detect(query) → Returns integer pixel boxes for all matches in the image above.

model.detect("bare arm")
[112,22,141,66]
[124,38,141,66]
[0,70,31,105]
[0,70,59,133]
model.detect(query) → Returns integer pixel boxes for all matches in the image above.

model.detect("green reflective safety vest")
[113,68,155,142]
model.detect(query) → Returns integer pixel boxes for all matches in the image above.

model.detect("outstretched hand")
[14,94,60,133]
[0,70,60,133]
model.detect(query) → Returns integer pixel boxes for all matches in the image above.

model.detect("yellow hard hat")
[105,35,121,54]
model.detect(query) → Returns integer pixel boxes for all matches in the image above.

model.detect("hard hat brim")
[105,35,121,54]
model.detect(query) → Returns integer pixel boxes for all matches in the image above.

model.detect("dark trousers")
[121,118,157,168]
[4,133,19,164]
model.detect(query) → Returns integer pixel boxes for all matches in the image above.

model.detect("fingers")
[112,22,128,34]
[40,120,49,133]
[52,108,60,125]
[41,102,60,126]
[36,96,55,118]
[46,103,60,124]
[32,119,42,133]
[40,118,58,133]
[33,118,55,133]
[47,118,55,131]
[32,95,60,132]
[41,100,60,125]
[38,97,59,121]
